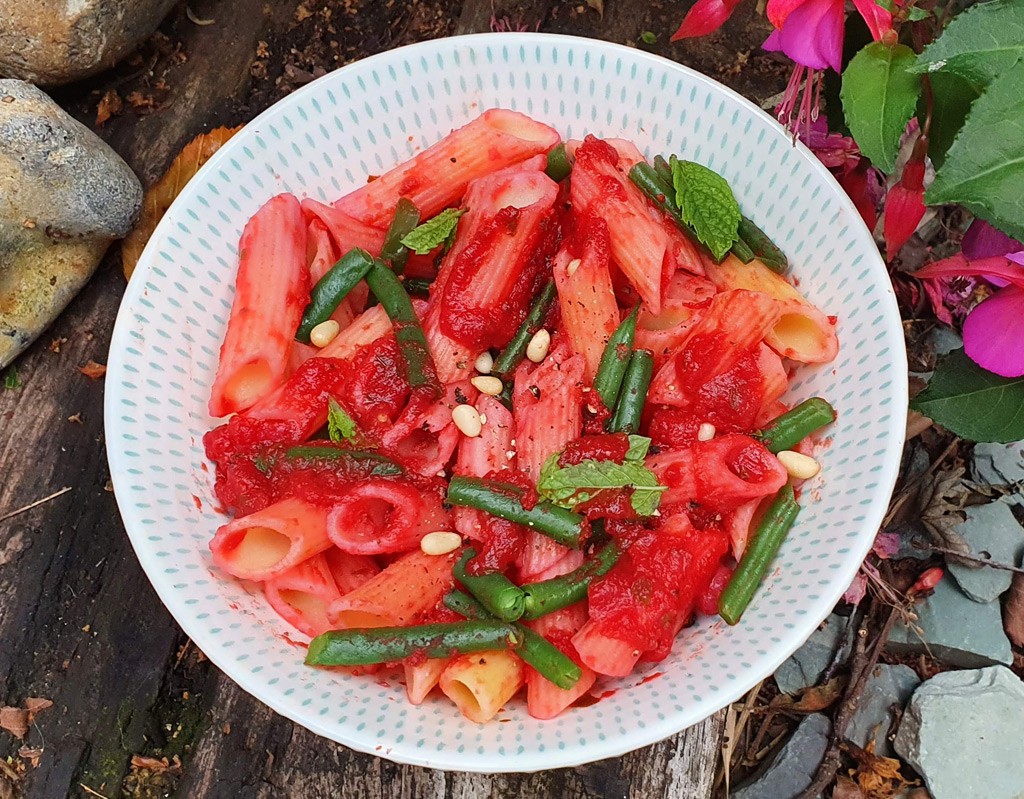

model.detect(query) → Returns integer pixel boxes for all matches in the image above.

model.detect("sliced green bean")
[493,280,558,378]
[757,398,836,453]
[380,198,421,275]
[737,216,789,274]
[453,549,526,622]
[545,143,574,182]
[296,248,375,342]
[608,349,654,434]
[443,589,489,620]
[305,621,519,666]
[730,235,756,264]
[284,445,403,475]
[402,276,433,298]
[521,542,619,620]
[447,476,586,548]
[594,304,640,411]
[718,485,800,625]
[653,154,673,186]
[630,162,680,216]
[365,259,441,399]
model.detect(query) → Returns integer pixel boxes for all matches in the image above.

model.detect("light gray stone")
[887,575,1013,668]
[894,666,1024,799]
[774,614,851,695]
[971,440,1024,492]
[0,0,177,85]
[929,326,963,358]
[846,664,920,757]
[947,501,1024,602]
[0,80,141,366]
[732,713,831,799]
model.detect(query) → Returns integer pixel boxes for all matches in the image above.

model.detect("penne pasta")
[327,479,451,555]
[301,198,387,257]
[264,554,341,637]
[209,193,309,417]
[526,604,596,720]
[439,649,525,724]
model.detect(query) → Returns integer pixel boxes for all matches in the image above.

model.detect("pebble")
[0,0,178,85]
[895,666,1024,799]
[970,440,1024,496]
[846,663,920,757]
[732,713,831,799]
[947,500,1024,603]
[887,574,1013,668]
[0,80,142,367]
[774,613,851,695]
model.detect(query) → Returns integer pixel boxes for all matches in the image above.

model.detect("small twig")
[79,784,110,799]
[0,486,72,523]
[0,758,20,782]
[925,544,1024,575]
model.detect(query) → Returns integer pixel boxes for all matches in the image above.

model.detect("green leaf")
[906,6,932,20]
[925,60,1024,240]
[3,365,20,390]
[913,0,1024,88]
[327,397,358,442]
[400,208,465,255]
[670,158,741,260]
[909,349,1024,443]
[841,42,922,172]
[923,71,981,169]
[640,31,657,44]
[537,453,666,516]
[625,435,652,461]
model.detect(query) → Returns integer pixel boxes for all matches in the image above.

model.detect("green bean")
[608,349,654,434]
[446,476,586,548]
[380,198,421,275]
[453,549,526,622]
[629,162,680,216]
[295,248,375,342]
[305,621,519,666]
[521,542,619,620]
[718,485,800,625]
[730,235,756,264]
[593,304,640,411]
[492,280,558,378]
[737,216,789,274]
[445,590,581,689]
[365,259,441,399]
[402,276,433,298]
[545,143,574,182]
[653,155,672,186]
[284,445,404,475]
[757,398,836,453]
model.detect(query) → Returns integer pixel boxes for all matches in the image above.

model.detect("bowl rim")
[105,31,907,773]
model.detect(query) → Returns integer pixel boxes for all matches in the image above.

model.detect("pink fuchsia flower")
[917,252,1024,377]
[763,0,892,71]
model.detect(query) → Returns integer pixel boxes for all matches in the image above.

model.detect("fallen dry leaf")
[0,707,28,739]
[23,698,52,724]
[771,675,848,713]
[585,0,604,17]
[1004,572,1024,647]
[834,775,866,799]
[78,361,107,380]
[847,741,917,799]
[130,754,181,773]
[18,746,43,768]
[95,89,122,126]
[121,125,243,279]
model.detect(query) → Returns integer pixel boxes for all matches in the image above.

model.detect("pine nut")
[420,531,462,556]
[566,258,581,276]
[452,404,482,437]
[471,375,503,396]
[777,450,821,480]
[526,328,551,362]
[474,351,494,374]
[697,422,716,441]
[309,319,341,348]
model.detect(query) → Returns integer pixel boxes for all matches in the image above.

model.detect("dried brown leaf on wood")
[771,675,848,713]
[833,775,866,799]
[0,707,28,739]
[78,361,107,380]
[917,465,972,565]
[17,746,43,768]
[1004,573,1024,647]
[121,125,244,279]
[23,698,52,724]
[95,89,122,126]
[585,0,604,17]
[130,754,181,773]
[847,741,917,799]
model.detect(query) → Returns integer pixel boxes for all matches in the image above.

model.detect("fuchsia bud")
[911,567,943,595]
[671,0,744,39]
[883,137,928,260]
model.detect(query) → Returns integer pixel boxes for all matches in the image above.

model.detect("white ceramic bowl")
[105,33,906,772]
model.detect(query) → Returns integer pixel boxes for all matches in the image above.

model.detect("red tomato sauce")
[558,433,630,466]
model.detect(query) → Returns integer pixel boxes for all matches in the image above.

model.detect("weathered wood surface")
[0,1,788,797]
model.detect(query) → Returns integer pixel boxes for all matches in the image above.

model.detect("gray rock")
[0,80,141,366]
[774,614,851,695]
[0,0,177,85]
[928,327,963,358]
[888,575,1013,668]
[971,440,1024,491]
[895,666,1024,799]
[846,664,920,757]
[947,501,1024,602]
[732,713,831,799]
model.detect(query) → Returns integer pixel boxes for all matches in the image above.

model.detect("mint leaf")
[923,71,980,169]
[913,0,1024,88]
[841,42,921,173]
[400,208,465,255]
[625,434,652,460]
[537,453,666,516]
[327,397,358,442]
[910,349,1024,443]
[925,60,1024,240]
[3,365,20,390]
[670,158,741,260]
